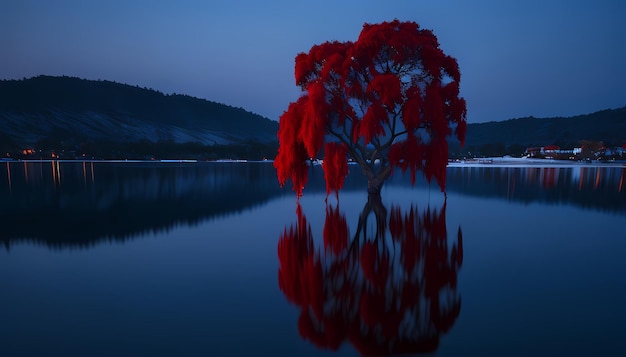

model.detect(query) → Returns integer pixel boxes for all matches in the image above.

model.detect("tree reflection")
[278,195,463,355]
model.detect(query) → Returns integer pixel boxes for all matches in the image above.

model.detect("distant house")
[524,147,542,157]
[524,145,560,158]
[524,145,579,159]
[543,145,560,153]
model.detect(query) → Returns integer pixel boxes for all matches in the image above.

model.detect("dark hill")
[455,106,626,156]
[2,75,624,160]
[0,75,278,152]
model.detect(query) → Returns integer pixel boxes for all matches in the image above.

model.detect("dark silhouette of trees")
[0,76,277,136]
[0,76,279,159]
[274,20,467,197]
[459,106,626,155]
[278,197,463,355]
[0,132,19,157]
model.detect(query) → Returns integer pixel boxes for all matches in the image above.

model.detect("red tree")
[274,20,467,197]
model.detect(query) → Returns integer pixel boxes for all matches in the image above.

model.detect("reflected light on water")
[1,161,625,251]
[23,161,28,184]
[52,160,61,186]
[5,161,10,192]
[0,161,289,250]
[79,160,95,185]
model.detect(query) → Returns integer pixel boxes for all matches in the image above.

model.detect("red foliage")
[360,241,389,289]
[358,102,388,145]
[278,205,324,318]
[442,55,461,83]
[321,142,349,198]
[420,44,445,78]
[294,52,313,87]
[276,19,466,196]
[401,85,422,130]
[400,208,420,273]
[422,84,448,138]
[423,136,449,192]
[388,206,403,240]
[367,74,402,110]
[323,204,349,255]
[441,81,460,100]
[278,200,463,355]
[388,133,424,184]
[277,204,314,306]
[274,99,310,197]
[300,82,329,158]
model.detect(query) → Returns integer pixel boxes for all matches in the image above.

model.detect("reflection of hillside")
[388,166,626,213]
[0,162,287,249]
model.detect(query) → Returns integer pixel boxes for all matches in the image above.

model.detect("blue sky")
[2,0,625,123]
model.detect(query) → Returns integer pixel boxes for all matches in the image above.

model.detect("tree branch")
[327,125,372,176]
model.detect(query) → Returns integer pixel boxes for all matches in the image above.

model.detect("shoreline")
[447,157,626,168]
[3,157,625,168]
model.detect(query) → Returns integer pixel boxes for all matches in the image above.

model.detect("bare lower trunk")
[367,177,385,194]
[361,164,393,195]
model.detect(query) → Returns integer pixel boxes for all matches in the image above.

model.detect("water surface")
[1,161,624,356]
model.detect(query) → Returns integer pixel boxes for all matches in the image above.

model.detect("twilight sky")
[2,0,625,123]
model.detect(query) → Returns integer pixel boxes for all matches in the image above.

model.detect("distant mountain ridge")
[462,106,626,151]
[0,75,278,148]
[1,75,624,159]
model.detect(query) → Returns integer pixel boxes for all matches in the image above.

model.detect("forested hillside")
[453,106,626,157]
[1,75,624,160]
[0,76,278,159]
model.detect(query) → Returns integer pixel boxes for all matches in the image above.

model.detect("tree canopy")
[274,20,467,197]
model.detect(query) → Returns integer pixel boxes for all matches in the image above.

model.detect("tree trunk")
[363,164,393,195]
[367,177,385,194]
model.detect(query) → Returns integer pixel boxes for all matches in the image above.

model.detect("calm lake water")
[1,161,625,356]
